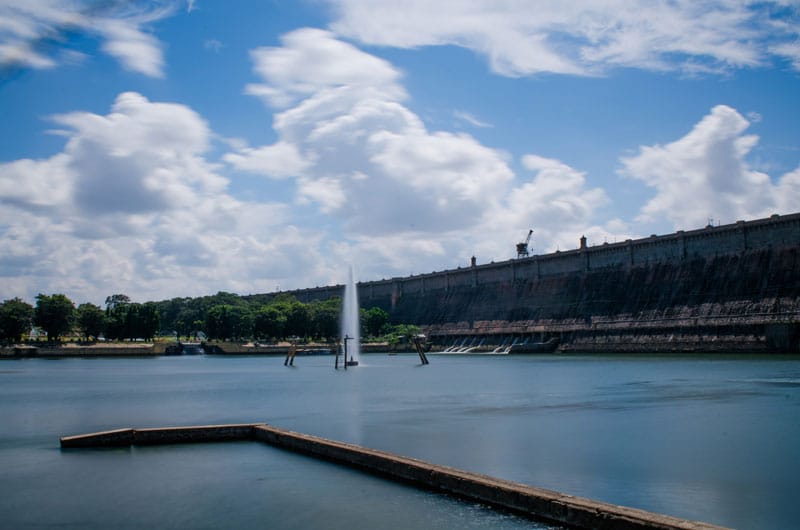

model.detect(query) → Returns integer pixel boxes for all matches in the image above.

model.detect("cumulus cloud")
[234,28,515,236]
[245,28,406,108]
[224,141,311,178]
[621,105,797,229]
[327,0,800,76]
[228,28,610,280]
[0,92,324,304]
[0,0,175,77]
[478,155,612,256]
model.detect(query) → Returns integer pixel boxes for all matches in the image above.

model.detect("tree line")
[0,291,392,344]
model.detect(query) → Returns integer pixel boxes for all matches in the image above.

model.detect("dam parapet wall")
[284,213,798,301]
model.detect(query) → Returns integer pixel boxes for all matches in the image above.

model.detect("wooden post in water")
[284,340,298,366]
[411,335,429,365]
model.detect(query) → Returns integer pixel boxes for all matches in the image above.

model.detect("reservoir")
[1,354,799,529]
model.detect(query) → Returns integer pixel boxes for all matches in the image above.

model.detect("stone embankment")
[61,423,729,530]
[0,343,161,357]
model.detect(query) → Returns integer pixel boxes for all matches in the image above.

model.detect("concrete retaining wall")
[60,424,729,530]
[60,424,255,447]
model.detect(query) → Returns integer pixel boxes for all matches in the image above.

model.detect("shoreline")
[3,342,799,358]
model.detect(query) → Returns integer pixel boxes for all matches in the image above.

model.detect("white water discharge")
[341,265,361,364]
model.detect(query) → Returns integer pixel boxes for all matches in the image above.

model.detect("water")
[340,265,360,364]
[1,354,799,529]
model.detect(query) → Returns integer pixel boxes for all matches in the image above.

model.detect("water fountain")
[340,265,360,367]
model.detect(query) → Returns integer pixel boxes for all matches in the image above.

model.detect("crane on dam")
[516,229,533,258]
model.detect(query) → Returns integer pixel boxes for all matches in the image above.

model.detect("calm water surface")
[1,353,799,529]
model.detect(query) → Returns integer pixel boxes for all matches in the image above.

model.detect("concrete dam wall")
[280,213,800,352]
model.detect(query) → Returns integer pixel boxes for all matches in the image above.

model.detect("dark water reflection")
[1,353,799,529]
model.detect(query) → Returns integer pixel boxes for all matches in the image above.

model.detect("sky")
[1,0,799,307]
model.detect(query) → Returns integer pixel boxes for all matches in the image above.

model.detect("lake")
[1,353,799,529]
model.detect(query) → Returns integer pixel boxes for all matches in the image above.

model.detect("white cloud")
[620,104,796,229]
[95,19,165,78]
[227,28,611,281]
[454,111,492,129]
[772,40,800,70]
[0,92,324,304]
[245,28,406,108]
[478,154,611,256]
[234,28,516,237]
[775,166,800,214]
[224,141,311,178]
[204,38,223,53]
[327,1,800,76]
[0,0,174,77]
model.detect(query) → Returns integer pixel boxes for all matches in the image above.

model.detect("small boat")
[345,356,359,366]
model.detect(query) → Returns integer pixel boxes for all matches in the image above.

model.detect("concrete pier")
[61,423,729,530]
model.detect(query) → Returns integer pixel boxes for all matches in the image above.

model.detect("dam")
[263,213,800,352]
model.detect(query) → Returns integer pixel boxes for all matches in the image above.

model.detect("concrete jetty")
[61,423,728,530]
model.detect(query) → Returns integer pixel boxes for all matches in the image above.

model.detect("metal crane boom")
[516,229,533,258]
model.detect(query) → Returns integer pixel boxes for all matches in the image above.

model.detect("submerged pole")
[343,335,350,370]
[284,340,297,366]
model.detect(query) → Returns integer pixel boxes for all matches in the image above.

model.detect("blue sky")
[1,0,799,306]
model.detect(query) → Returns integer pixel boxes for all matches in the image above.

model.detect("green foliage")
[308,298,340,340]
[104,296,160,341]
[383,324,422,347]
[137,302,161,341]
[363,306,389,337]
[32,289,397,344]
[175,306,202,339]
[205,304,253,341]
[253,306,286,340]
[76,303,105,340]
[104,295,130,340]
[34,293,75,341]
[0,297,34,344]
[105,293,131,310]
[267,297,311,338]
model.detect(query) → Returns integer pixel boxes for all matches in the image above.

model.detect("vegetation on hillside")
[0,290,399,345]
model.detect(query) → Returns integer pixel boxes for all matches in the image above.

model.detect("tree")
[363,306,389,337]
[206,304,252,341]
[384,324,421,348]
[253,306,286,341]
[283,301,310,338]
[139,302,160,340]
[175,306,202,339]
[104,298,130,341]
[76,303,105,340]
[102,302,161,342]
[105,293,131,311]
[0,298,34,344]
[34,293,75,341]
[309,298,340,340]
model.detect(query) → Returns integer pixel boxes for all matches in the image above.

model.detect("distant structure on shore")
[272,213,800,353]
